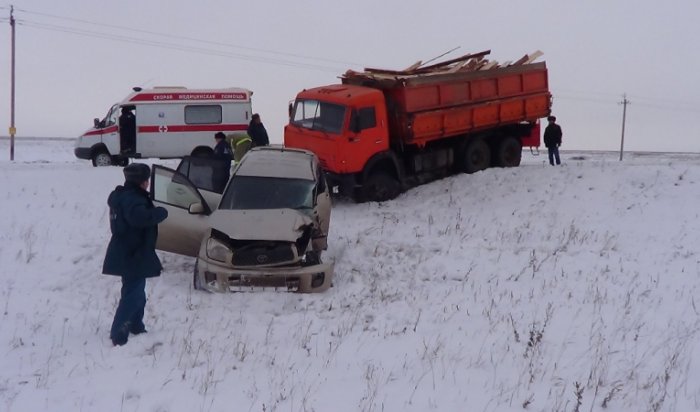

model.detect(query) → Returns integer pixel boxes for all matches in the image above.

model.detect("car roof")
[234,146,316,180]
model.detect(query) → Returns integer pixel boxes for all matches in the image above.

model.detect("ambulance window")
[185,105,222,124]
[106,104,120,126]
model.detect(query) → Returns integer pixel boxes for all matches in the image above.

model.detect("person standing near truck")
[248,113,269,147]
[543,115,563,166]
[102,163,168,346]
[119,107,136,155]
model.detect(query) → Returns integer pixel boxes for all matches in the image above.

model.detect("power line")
[554,93,700,114]
[13,6,365,69]
[553,94,618,105]
[555,88,621,99]
[17,19,348,73]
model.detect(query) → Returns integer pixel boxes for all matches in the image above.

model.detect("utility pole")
[618,93,630,161]
[9,5,16,161]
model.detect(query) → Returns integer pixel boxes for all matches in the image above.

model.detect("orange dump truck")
[284,50,551,201]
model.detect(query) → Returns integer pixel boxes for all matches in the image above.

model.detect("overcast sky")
[1,0,699,152]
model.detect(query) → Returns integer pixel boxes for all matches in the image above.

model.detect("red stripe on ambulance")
[129,93,249,102]
[82,125,118,137]
[138,124,248,133]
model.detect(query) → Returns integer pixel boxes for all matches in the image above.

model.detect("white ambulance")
[74,87,253,166]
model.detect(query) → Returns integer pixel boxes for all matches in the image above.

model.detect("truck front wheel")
[496,137,522,167]
[359,172,401,202]
[463,140,490,173]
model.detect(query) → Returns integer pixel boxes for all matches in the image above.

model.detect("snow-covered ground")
[1,139,699,412]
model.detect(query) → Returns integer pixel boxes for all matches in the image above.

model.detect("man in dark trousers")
[213,132,233,192]
[119,107,136,155]
[247,113,270,147]
[102,163,168,346]
[543,115,563,166]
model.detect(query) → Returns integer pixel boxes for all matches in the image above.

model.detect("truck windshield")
[290,99,346,134]
[219,176,315,210]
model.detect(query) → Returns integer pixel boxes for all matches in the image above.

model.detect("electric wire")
[13,6,365,69]
[17,19,348,73]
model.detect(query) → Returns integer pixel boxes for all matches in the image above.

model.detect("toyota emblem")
[256,254,269,263]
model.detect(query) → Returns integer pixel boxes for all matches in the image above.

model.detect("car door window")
[152,165,208,211]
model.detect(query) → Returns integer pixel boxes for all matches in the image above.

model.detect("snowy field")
[1,139,699,412]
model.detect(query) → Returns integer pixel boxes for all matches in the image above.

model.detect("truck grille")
[232,242,296,267]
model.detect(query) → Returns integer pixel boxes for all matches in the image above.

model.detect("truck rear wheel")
[497,137,522,167]
[463,140,490,173]
[360,172,401,202]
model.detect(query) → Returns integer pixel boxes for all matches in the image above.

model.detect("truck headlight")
[206,237,232,263]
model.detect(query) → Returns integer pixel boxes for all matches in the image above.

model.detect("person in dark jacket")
[119,107,136,155]
[543,115,563,166]
[102,163,168,346]
[247,113,269,147]
[213,132,233,165]
[213,132,233,191]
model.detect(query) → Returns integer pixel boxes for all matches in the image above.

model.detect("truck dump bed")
[342,50,550,146]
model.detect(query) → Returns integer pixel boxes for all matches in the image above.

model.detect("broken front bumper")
[196,257,334,293]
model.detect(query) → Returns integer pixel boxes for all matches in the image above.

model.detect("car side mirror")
[188,202,205,214]
[94,118,101,128]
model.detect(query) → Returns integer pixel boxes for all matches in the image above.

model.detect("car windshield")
[290,99,346,134]
[219,176,315,210]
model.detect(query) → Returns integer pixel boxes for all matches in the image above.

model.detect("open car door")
[175,156,230,210]
[312,167,331,251]
[151,165,212,257]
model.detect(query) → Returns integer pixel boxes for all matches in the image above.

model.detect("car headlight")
[206,237,232,263]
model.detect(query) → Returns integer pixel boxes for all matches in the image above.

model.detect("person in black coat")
[213,132,233,191]
[543,115,563,166]
[119,107,136,155]
[102,163,168,346]
[247,113,269,147]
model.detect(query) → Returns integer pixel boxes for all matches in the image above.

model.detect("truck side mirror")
[94,118,101,128]
[350,109,361,133]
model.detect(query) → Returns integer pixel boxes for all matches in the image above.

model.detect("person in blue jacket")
[102,163,168,346]
[213,132,233,192]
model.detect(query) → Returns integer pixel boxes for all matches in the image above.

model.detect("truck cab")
[284,85,391,195]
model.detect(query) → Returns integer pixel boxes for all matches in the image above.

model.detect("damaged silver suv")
[150,146,333,293]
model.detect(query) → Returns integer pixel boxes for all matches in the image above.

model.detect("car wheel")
[360,172,401,202]
[463,140,490,173]
[92,151,112,167]
[191,147,213,158]
[496,137,522,167]
[193,260,203,290]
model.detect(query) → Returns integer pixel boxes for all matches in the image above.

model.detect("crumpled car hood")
[208,208,314,241]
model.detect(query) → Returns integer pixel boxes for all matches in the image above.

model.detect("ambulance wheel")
[92,151,112,167]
